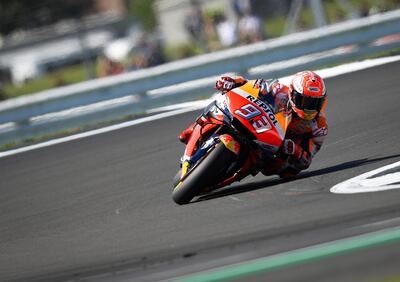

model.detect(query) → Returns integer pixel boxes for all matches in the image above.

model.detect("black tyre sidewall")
[172,143,236,205]
[173,169,182,187]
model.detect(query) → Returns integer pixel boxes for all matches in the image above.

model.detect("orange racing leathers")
[252,78,328,178]
[179,76,328,178]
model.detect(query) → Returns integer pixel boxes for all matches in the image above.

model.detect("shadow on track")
[195,154,400,202]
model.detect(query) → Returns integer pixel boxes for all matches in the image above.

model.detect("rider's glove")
[281,139,312,170]
[215,76,236,92]
[281,139,300,157]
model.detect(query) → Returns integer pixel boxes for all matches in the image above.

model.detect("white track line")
[0,104,206,158]
[330,161,400,194]
[278,54,400,84]
[1,55,400,159]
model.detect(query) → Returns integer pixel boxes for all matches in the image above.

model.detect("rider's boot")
[261,157,287,176]
[278,167,300,179]
[262,158,300,179]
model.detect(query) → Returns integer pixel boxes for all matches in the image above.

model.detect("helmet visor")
[292,90,325,112]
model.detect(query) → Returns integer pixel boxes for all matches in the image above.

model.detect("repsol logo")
[246,95,278,125]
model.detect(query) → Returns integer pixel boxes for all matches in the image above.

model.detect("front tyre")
[172,143,236,205]
[172,169,182,188]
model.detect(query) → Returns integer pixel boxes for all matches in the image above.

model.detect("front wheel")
[172,143,236,205]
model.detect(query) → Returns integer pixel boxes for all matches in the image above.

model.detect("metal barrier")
[1,10,400,145]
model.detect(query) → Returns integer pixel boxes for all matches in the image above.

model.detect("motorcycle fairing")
[233,81,290,133]
[178,81,290,185]
[227,83,286,150]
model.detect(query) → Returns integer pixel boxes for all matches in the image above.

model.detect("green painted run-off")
[174,227,400,282]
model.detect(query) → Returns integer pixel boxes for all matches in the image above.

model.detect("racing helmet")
[289,71,326,121]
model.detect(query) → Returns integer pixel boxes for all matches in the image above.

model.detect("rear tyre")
[172,143,236,205]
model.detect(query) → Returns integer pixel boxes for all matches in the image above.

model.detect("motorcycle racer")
[179,71,328,179]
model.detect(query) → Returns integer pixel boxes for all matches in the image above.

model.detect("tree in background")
[127,0,157,31]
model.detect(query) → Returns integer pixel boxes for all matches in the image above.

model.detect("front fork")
[180,133,241,181]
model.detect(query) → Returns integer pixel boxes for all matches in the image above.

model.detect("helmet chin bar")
[293,107,318,121]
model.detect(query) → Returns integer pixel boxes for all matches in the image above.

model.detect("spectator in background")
[147,42,165,67]
[97,56,124,77]
[360,3,370,17]
[238,9,263,44]
[184,0,207,51]
[215,14,238,48]
[232,0,251,18]
[202,13,219,52]
[360,3,379,17]
[130,34,165,70]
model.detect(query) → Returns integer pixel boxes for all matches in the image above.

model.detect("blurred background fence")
[0,0,400,147]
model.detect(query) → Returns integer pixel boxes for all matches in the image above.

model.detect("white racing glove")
[281,139,311,170]
[215,76,236,92]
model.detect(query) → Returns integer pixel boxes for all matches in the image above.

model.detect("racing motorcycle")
[172,81,290,205]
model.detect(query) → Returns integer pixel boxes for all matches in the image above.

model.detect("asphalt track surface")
[1,61,400,282]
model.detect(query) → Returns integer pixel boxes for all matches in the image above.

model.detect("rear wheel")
[172,143,236,205]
